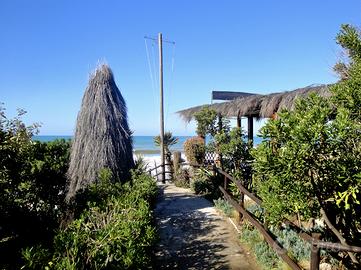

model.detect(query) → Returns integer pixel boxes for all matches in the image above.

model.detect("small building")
[177,84,331,144]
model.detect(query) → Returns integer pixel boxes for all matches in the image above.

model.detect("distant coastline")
[33,135,263,156]
[33,135,192,156]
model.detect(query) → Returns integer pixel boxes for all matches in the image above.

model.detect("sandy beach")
[134,154,187,181]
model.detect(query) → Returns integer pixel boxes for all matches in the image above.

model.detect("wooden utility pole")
[159,33,165,184]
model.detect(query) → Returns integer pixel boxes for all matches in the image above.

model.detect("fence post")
[154,160,158,181]
[310,233,321,270]
[239,191,244,222]
[224,174,227,190]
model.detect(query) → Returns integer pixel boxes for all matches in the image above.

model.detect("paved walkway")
[154,183,259,270]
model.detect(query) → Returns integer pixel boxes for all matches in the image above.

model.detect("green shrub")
[183,137,205,165]
[174,168,191,188]
[214,127,251,169]
[0,106,71,268]
[191,178,211,194]
[251,27,361,265]
[246,203,265,223]
[240,223,281,270]
[193,106,218,138]
[213,198,233,217]
[22,171,158,270]
[243,205,311,266]
[191,168,214,195]
[271,226,311,263]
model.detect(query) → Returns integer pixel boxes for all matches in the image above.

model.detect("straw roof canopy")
[66,64,134,200]
[177,84,331,122]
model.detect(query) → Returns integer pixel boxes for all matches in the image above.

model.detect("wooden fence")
[147,162,173,180]
[215,167,361,270]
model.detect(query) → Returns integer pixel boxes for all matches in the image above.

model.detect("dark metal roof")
[212,91,256,101]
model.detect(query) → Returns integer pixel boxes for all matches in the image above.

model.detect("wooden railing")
[147,162,173,180]
[215,166,361,270]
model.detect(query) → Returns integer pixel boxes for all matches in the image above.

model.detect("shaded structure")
[177,84,331,143]
[66,64,134,200]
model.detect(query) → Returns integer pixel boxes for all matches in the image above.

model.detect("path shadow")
[154,184,234,269]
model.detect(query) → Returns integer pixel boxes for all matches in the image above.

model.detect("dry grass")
[66,64,134,200]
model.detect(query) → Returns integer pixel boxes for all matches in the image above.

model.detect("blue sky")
[0,0,360,136]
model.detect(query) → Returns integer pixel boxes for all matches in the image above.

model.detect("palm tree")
[154,131,178,160]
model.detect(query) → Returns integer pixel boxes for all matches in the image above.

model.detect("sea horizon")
[33,135,263,156]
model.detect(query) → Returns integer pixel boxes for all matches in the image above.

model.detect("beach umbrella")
[66,64,134,200]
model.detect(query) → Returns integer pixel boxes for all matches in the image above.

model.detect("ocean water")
[32,136,191,154]
[33,135,263,154]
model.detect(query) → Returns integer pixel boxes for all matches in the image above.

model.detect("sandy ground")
[136,154,187,181]
[153,183,259,270]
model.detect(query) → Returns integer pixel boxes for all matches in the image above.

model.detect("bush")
[193,106,218,138]
[251,28,361,266]
[191,178,211,194]
[240,223,281,270]
[0,107,70,268]
[183,137,205,165]
[174,168,191,188]
[22,170,157,270]
[191,168,214,195]
[213,198,233,217]
[271,226,311,263]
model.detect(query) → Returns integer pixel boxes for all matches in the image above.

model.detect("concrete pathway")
[154,183,259,270]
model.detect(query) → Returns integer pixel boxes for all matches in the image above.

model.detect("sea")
[33,135,263,156]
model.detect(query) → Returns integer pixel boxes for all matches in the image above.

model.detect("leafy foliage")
[271,226,311,263]
[0,105,158,269]
[0,106,70,268]
[193,106,218,138]
[174,167,191,188]
[183,137,206,165]
[22,170,158,269]
[191,168,214,194]
[213,198,233,217]
[239,222,281,270]
[154,131,179,162]
[251,25,361,266]
[154,131,179,152]
[214,127,251,166]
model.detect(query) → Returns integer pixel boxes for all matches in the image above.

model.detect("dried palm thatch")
[66,64,134,200]
[177,84,331,122]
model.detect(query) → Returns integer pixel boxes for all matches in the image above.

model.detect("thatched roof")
[177,84,331,122]
[66,64,134,200]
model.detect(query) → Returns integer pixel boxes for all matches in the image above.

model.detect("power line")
[165,42,176,130]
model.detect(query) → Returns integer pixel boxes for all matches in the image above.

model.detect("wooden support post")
[310,233,321,270]
[237,111,242,129]
[239,192,244,221]
[224,175,227,190]
[247,115,253,146]
[218,113,223,132]
[154,160,158,181]
[217,113,223,168]
[212,164,217,177]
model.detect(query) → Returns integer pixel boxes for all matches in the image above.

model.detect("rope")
[151,41,159,90]
[144,39,156,92]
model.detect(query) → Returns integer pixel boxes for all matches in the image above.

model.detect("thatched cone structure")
[66,64,134,200]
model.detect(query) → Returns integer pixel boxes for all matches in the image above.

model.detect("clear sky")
[0,0,360,136]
